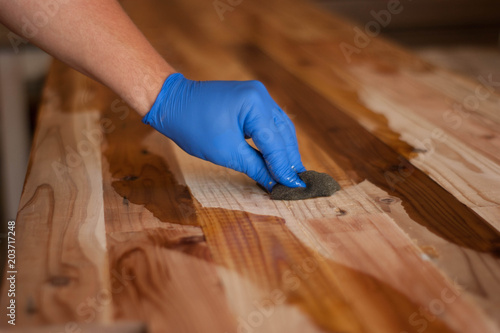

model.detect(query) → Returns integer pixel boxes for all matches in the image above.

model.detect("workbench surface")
[2,0,500,331]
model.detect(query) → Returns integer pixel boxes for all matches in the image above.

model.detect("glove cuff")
[142,72,185,126]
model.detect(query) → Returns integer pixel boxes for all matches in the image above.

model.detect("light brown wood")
[2,0,500,332]
[0,66,112,326]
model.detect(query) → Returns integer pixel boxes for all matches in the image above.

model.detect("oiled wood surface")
[2,0,500,332]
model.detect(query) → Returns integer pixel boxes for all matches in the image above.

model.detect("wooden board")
[1,0,500,331]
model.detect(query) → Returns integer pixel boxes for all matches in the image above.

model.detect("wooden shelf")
[1,0,499,331]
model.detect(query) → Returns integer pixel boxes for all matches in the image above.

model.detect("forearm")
[0,0,175,115]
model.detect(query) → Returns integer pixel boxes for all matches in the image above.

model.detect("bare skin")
[0,0,175,115]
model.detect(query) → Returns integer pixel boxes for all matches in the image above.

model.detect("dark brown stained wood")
[100,88,198,227]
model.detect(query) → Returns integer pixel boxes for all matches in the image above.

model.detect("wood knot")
[179,235,206,245]
[387,164,400,172]
[334,207,346,216]
[481,134,495,140]
[48,276,71,286]
[420,245,439,259]
[412,148,427,154]
[164,235,206,250]
[379,196,399,204]
[122,175,138,181]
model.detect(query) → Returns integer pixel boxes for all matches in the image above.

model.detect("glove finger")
[246,113,306,188]
[273,107,306,173]
[230,141,277,191]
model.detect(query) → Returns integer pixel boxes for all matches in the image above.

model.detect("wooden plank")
[0,64,112,327]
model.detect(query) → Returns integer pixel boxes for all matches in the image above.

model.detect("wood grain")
[0,64,111,326]
[2,0,500,331]
[170,131,497,333]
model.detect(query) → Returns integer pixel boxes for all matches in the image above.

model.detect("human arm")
[0,0,172,114]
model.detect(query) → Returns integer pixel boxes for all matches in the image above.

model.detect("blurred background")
[0,0,499,224]
[317,0,500,80]
[0,25,51,225]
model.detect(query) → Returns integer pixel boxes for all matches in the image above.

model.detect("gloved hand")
[142,73,306,191]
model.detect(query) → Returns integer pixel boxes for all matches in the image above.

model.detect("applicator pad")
[270,170,340,200]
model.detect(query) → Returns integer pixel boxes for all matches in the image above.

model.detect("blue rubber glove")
[142,73,306,191]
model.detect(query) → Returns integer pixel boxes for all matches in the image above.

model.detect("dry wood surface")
[2,0,500,332]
